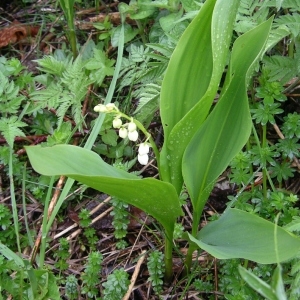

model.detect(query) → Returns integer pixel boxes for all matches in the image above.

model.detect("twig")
[123,250,147,300]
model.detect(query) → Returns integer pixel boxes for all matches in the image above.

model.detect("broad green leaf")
[25,145,183,237]
[189,208,300,263]
[239,266,278,300]
[159,0,239,192]
[182,18,273,217]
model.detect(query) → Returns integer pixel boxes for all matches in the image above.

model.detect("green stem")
[184,209,201,275]
[9,147,21,254]
[67,29,78,59]
[135,20,147,45]
[164,229,174,283]
[262,124,267,199]
[39,177,55,267]
[22,166,34,248]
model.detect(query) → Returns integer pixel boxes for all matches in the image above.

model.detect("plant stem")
[262,124,267,199]
[164,229,174,283]
[39,177,55,267]
[9,147,21,254]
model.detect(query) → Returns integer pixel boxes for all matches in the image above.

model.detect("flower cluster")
[94,103,152,165]
[94,103,138,141]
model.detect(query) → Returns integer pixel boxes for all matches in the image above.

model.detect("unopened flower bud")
[119,127,128,139]
[128,121,137,132]
[113,118,122,128]
[106,103,117,111]
[94,104,107,113]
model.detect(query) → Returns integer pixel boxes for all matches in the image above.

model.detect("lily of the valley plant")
[26,0,300,282]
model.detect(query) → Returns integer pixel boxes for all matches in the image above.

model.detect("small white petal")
[138,143,150,155]
[128,130,138,141]
[138,154,149,165]
[94,104,107,113]
[113,118,122,128]
[119,128,128,139]
[128,121,137,132]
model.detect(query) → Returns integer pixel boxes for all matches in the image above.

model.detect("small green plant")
[79,208,98,250]
[110,197,130,249]
[0,204,17,250]
[65,274,78,300]
[53,238,70,272]
[81,251,103,298]
[102,268,130,300]
[147,250,165,295]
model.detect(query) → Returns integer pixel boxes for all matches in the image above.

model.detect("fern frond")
[263,54,299,83]
[282,0,300,11]
[265,25,290,52]
[133,83,160,126]
[134,83,160,114]
[238,0,260,16]
[0,72,24,115]
[289,251,300,300]
[138,63,167,84]
[0,116,26,147]
[275,13,300,37]
[291,260,300,276]
[30,83,64,111]
[146,43,173,58]
[35,55,68,76]
[56,92,72,129]
[284,216,300,232]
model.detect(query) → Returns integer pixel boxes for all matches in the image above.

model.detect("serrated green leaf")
[0,116,26,148]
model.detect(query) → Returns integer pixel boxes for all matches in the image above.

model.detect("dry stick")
[123,250,147,300]
[273,123,300,169]
[30,175,66,262]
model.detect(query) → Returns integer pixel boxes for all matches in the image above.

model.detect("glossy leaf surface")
[182,18,273,216]
[159,0,239,192]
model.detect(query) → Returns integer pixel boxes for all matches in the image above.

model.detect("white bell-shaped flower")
[138,153,149,165]
[137,143,151,165]
[138,143,150,155]
[119,127,128,139]
[128,121,137,132]
[128,130,138,141]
